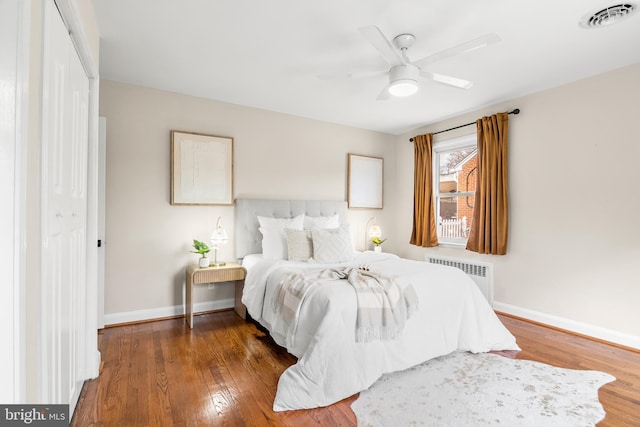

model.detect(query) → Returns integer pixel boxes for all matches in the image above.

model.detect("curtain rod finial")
[510,108,520,115]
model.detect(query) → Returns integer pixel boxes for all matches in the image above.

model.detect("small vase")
[374,246,382,253]
[199,257,210,268]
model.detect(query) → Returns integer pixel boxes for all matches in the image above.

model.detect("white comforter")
[242,252,520,411]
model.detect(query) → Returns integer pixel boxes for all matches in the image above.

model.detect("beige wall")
[99,80,394,319]
[393,63,640,341]
[101,64,639,345]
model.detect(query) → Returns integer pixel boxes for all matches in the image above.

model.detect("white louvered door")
[41,1,89,410]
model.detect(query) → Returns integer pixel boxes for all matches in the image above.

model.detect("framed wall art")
[170,130,234,205]
[347,153,383,209]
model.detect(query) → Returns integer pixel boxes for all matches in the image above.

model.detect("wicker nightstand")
[185,263,246,328]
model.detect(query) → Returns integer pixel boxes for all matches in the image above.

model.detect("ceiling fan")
[355,26,501,100]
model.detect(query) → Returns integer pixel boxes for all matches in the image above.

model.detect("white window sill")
[437,241,467,248]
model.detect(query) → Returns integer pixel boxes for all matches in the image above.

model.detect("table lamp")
[210,216,229,267]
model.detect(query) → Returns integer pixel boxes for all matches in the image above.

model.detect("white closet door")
[41,2,89,408]
[41,1,70,403]
[67,34,89,409]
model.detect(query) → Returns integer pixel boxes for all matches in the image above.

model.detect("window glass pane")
[438,148,477,194]
[433,134,477,244]
[437,195,474,240]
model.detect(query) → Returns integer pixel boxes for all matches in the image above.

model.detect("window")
[433,134,477,245]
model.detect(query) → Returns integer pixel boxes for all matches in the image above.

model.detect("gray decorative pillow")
[311,225,354,263]
[286,229,313,262]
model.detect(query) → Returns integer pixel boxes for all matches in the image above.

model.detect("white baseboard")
[494,301,640,350]
[89,350,101,379]
[104,298,234,326]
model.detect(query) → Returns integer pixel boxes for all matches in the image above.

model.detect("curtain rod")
[409,108,520,142]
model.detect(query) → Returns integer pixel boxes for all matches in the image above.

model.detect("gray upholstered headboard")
[234,199,348,259]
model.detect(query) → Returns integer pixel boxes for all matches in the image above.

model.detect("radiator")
[426,255,494,306]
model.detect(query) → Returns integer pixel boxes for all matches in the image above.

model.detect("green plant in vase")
[370,237,387,252]
[191,239,211,267]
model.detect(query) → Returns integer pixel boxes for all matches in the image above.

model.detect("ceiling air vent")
[580,3,638,28]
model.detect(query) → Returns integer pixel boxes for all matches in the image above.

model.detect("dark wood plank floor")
[71,310,640,427]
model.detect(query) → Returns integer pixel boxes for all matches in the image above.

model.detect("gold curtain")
[466,112,509,254]
[410,134,439,247]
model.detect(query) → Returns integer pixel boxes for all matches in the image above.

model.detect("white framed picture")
[348,153,383,209]
[170,130,234,205]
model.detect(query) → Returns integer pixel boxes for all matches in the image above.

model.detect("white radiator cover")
[426,255,494,307]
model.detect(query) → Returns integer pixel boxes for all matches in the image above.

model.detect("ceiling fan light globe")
[388,79,418,97]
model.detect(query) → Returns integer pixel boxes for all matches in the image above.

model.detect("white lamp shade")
[211,217,229,245]
[368,224,382,238]
[211,228,228,245]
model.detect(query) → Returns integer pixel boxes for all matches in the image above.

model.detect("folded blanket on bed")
[274,267,418,344]
[342,268,419,342]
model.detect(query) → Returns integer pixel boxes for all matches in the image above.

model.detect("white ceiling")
[93,0,640,135]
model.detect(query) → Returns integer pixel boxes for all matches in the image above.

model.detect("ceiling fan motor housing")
[389,63,419,83]
[388,63,420,96]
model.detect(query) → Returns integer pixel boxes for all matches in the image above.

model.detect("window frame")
[432,133,478,246]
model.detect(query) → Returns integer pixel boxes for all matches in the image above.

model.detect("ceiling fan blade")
[359,25,404,66]
[413,33,501,67]
[376,84,391,101]
[422,71,473,89]
[317,70,387,80]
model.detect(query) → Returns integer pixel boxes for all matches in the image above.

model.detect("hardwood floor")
[72,310,640,426]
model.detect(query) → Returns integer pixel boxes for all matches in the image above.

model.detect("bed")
[235,199,520,411]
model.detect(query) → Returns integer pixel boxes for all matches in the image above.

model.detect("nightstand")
[185,263,246,328]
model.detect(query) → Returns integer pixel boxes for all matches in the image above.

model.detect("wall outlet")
[208,283,215,290]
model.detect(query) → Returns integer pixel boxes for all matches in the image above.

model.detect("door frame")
[1,0,30,404]
[4,0,100,404]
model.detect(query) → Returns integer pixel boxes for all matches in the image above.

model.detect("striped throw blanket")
[274,267,418,343]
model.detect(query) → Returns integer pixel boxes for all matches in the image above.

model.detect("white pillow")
[286,229,313,262]
[259,227,289,260]
[258,214,304,230]
[258,215,304,260]
[303,214,340,230]
[311,225,354,264]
